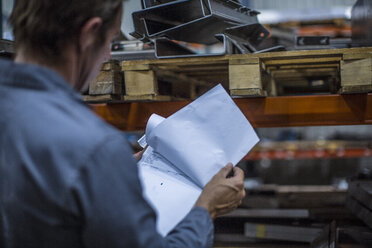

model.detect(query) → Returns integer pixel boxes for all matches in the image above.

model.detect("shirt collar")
[0,58,84,103]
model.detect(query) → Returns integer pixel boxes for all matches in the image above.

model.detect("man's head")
[10,0,123,91]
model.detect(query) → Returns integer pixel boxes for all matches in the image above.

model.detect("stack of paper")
[137,84,259,236]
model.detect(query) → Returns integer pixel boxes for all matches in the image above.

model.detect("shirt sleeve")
[72,135,214,248]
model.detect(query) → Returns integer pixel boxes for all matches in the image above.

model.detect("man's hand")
[195,163,245,219]
[133,147,147,161]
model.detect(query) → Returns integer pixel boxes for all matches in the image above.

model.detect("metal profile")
[132,0,262,44]
[132,0,270,57]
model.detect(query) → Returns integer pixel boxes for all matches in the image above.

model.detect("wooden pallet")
[119,47,372,100]
[85,48,372,102]
[122,63,215,101]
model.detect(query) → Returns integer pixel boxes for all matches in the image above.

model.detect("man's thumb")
[219,163,233,178]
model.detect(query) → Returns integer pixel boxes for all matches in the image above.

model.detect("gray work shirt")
[0,59,213,248]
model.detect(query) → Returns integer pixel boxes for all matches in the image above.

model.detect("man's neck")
[14,47,78,90]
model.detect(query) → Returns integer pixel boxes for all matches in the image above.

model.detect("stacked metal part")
[131,0,270,58]
[351,0,372,47]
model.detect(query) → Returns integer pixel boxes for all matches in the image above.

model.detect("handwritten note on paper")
[138,84,260,236]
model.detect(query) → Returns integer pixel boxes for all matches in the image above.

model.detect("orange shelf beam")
[91,93,372,131]
[244,148,372,161]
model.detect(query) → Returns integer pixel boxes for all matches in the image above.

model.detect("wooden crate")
[120,47,372,100]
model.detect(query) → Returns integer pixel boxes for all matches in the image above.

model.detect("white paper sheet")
[137,84,260,236]
[138,147,202,236]
[146,84,259,187]
[138,114,165,148]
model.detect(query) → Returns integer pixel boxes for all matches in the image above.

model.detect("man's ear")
[78,17,103,53]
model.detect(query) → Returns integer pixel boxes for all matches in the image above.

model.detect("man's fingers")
[230,167,245,183]
[241,189,246,199]
[133,146,147,161]
[133,151,143,160]
[218,163,233,178]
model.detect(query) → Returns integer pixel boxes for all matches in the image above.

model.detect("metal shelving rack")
[91,93,372,130]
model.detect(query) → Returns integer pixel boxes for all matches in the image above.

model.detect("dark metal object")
[155,38,197,57]
[346,196,372,230]
[352,0,372,47]
[0,39,14,58]
[132,0,262,44]
[348,181,372,211]
[296,36,330,47]
[0,0,3,39]
[111,50,156,61]
[225,23,269,48]
[132,0,269,57]
[154,33,253,58]
[142,0,176,8]
[154,32,281,59]
[340,227,372,247]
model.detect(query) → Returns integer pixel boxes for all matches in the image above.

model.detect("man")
[0,1,246,247]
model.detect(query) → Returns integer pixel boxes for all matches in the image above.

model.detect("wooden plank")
[92,71,122,83]
[122,64,152,71]
[343,52,372,60]
[101,60,121,71]
[157,64,227,72]
[83,94,123,103]
[230,89,265,96]
[182,71,227,76]
[116,48,372,99]
[252,47,372,59]
[262,73,277,97]
[263,57,342,67]
[267,63,340,71]
[89,71,122,95]
[89,81,122,96]
[229,61,263,96]
[229,58,260,65]
[121,48,372,67]
[340,85,372,94]
[124,70,157,96]
[340,58,372,93]
[89,60,123,96]
[123,95,173,101]
[272,69,338,80]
